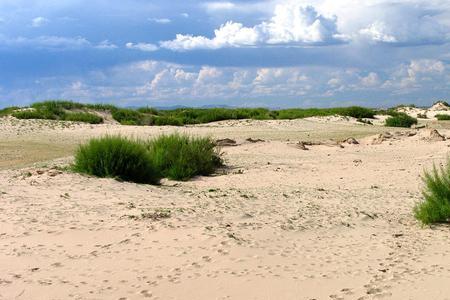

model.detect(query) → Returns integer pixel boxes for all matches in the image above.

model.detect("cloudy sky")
[0,0,449,108]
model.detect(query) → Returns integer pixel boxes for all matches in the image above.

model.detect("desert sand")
[1,114,450,300]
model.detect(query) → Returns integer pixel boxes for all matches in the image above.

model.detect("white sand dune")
[1,116,450,299]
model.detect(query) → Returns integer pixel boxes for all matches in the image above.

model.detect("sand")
[1,115,450,300]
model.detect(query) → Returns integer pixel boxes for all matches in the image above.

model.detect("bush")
[339,106,376,119]
[0,106,19,117]
[31,100,84,111]
[153,116,184,126]
[147,134,222,180]
[111,108,144,125]
[436,114,450,121]
[85,103,118,111]
[385,113,418,127]
[414,160,450,225]
[275,106,376,120]
[64,112,103,124]
[12,109,59,120]
[73,136,160,184]
[137,106,159,115]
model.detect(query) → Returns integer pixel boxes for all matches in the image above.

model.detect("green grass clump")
[156,107,272,125]
[414,160,450,225]
[111,108,145,125]
[0,106,19,117]
[12,109,58,120]
[26,100,78,119]
[385,113,418,127]
[436,114,450,121]
[84,103,118,111]
[338,106,376,119]
[147,134,222,181]
[275,106,375,120]
[64,112,103,124]
[31,100,84,111]
[153,116,184,126]
[12,100,104,124]
[73,136,160,184]
[137,106,159,115]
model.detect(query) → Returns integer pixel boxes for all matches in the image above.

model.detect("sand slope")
[1,118,450,299]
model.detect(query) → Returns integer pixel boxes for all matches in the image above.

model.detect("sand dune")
[1,117,450,299]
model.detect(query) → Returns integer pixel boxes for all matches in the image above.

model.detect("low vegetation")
[73,136,160,184]
[11,100,104,124]
[436,114,450,121]
[273,106,375,120]
[147,134,222,181]
[73,134,222,183]
[4,100,378,126]
[417,113,428,119]
[111,108,147,125]
[0,106,19,117]
[385,113,418,128]
[414,160,450,225]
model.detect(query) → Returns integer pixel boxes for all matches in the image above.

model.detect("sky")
[0,0,449,108]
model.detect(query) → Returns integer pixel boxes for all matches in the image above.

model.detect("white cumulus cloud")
[161,3,344,51]
[126,42,158,52]
[161,0,450,50]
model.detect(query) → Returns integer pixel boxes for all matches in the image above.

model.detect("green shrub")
[85,103,118,111]
[414,160,450,225]
[111,108,144,125]
[153,116,184,126]
[0,106,19,117]
[339,106,375,119]
[376,109,401,117]
[137,106,159,115]
[12,109,59,120]
[275,106,375,120]
[147,134,222,180]
[385,113,418,127]
[73,136,160,184]
[64,112,103,124]
[14,100,77,120]
[436,114,450,121]
[31,100,84,111]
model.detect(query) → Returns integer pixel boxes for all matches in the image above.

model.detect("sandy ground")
[1,116,450,300]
